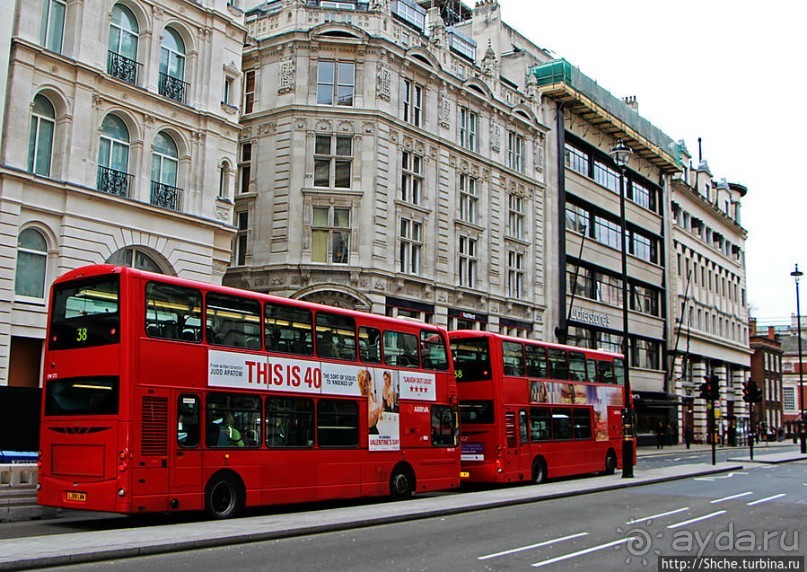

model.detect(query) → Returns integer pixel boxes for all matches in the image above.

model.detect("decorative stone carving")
[376,63,391,101]
[490,121,501,152]
[439,95,451,128]
[279,58,295,94]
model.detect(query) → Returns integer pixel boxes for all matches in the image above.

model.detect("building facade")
[0,0,246,388]
[227,0,550,336]
[668,160,752,444]
[749,322,783,440]
[780,319,806,437]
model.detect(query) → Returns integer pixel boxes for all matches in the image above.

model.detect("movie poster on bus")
[530,380,552,403]
[588,386,610,442]
[360,368,400,451]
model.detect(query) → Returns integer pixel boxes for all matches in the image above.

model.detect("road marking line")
[627,507,689,524]
[710,491,753,504]
[667,510,727,529]
[478,532,589,560]
[747,493,786,506]
[531,538,631,568]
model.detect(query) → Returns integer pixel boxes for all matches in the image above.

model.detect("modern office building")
[0,0,246,389]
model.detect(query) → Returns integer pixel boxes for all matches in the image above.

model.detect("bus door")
[170,393,203,509]
[503,409,531,481]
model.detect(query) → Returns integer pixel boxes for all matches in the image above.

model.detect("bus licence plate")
[460,471,470,478]
[66,491,87,502]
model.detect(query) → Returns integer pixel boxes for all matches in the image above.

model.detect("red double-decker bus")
[449,331,632,484]
[37,265,459,518]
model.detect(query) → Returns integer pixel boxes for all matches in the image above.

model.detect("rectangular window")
[565,203,590,235]
[459,107,477,151]
[502,341,525,376]
[403,80,423,126]
[235,211,249,266]
[507,251,524,299]
[316,311,357,361]
[564,143,588,176]
[49,276,120,350]
[529,407,551,441]
[206,393,262,448]
[507,193,524,239]
[507,131,523,172]
[243,70,255,113]
[594,160,620,194]
[548,348,569,380]
[552,407,573,440]
[420,330,449,371]
[399,218,422,275]
[314,134,353,188]
[401,151,423,204]
[458,236,477,288]
[630,180,655,211]
[266,397,314,447]
[238,143,251,193]
[145,282,203,342]
[573,409,592,439]
[265,303,313,355]
[459,174,477,224]
[41,0,66,54]
[206,293,262,349]
[594,217,622,250]
[631,284,660,316]
[317,61,355,106]
[312,205,351,264]
[317,399,358,447]
[431,405,458,447]
[633,339,660,370]
[223,76,234,106]
[383,330,420,367]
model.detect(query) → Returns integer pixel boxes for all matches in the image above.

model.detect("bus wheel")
[205,473,244,519]
[604,451,617,475]
[532,458,547,484]
[390,465,414,500]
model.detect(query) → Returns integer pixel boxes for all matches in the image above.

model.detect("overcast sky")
[497,0,804,324]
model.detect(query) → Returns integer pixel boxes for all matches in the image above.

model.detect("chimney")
[749,317,758,336]
[622,95,638,111]
[768,326,775,340]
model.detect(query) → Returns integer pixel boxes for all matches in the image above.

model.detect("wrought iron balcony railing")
[150,181,182,211]
[158,72,189,104]
[97,166,133,198]
[107,51,141,85]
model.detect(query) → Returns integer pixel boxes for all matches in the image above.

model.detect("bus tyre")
[390,466,414,500]
[205,473,244,519]
[532,458,547,484]
[604,451,617,475]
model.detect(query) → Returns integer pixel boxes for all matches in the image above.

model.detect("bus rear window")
[45,377,119,415]
[49,277,120,350]
[460,401,494,424]
[451,338,491,381]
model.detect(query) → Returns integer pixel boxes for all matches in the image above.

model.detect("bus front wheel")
[390,465,415,500]
[532,458,547,484]
[205,472,244,519]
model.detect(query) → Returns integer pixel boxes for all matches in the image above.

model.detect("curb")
[0,463,743,571]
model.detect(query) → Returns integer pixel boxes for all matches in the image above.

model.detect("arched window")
[159,27,187,103]
[107,247,163,273]
[218,160,231,200]
[108,4,140,84]
[15,228,48,298]
[28,94,56,176]
[40,0,66,54]
[151,132,180,210]
[98,114,132,196]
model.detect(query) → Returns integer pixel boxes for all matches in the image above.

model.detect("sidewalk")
[636,440,797,458]
[0,462,742,571]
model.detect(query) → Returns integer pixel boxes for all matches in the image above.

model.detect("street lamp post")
[610,139,634,478]
[791,264,806,454]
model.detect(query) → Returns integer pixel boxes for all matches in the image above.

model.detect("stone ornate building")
[0,0,246,388]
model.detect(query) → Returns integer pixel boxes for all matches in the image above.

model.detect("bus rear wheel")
[205,473,244,519]
[390,466,414,500]
[604,451,617,475]
[532,458,547,484]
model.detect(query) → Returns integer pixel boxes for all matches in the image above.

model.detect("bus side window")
[359,326,381,363]
[548,348,570,380]
[569,351,586,381]
[525,345,547,378]
[177,394,200,448]
[598,360,615,384]
[207,293,262,350]
[145,282,202,342]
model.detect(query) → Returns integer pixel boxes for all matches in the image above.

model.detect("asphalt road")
[37,460,807,571]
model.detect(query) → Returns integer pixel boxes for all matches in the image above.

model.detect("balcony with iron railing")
[150,181,182,211]
[96,166,133,198]
[107,51,141,85]
[158,73,189,105]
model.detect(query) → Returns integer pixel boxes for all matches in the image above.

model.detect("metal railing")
[107,51,141,85]
[158,72,189,105]
[97,166,133,198]
[150,181,182,211]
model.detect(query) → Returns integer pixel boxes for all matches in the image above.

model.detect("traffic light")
[749,381,762,403]
[742,381,752,403]
[701,374,720,401]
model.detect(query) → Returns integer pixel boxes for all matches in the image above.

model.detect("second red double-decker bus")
[449,331,631,484]
[38,265,459,518]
